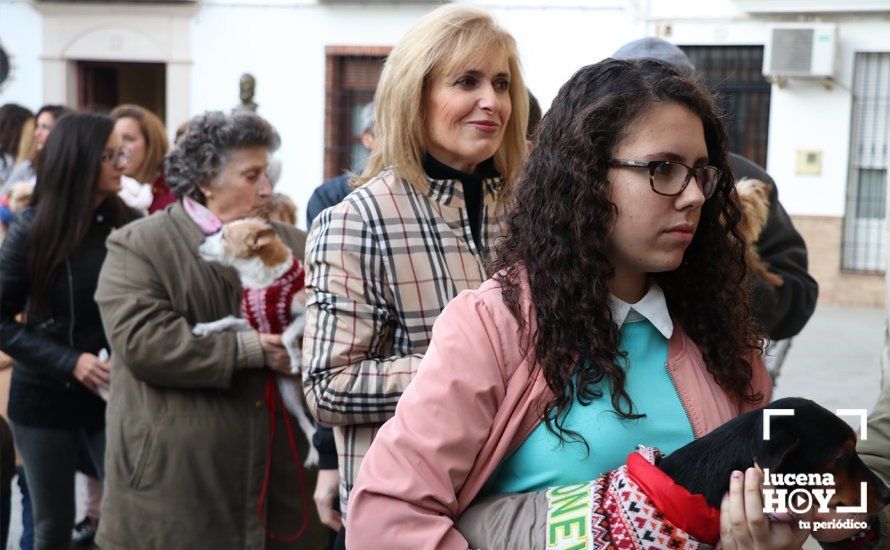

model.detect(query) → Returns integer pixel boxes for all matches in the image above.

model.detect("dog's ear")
[756,417,801,472]
[249,226,276,251]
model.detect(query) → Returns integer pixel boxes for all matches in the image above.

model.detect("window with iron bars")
[843,52,889,273]
[324,47,389,181]
[680,45,772,170]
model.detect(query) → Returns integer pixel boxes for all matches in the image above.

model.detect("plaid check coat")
[302,167,506,513]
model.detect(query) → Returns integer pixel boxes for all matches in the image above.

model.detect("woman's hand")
[259,333,292,374]
[314,468,343,531]
[720,467,813,550]
[73,352,110,394]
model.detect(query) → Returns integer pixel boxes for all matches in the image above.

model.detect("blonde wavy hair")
[111,104,169,184]
[360,5,528,203]
[15,118,35,168]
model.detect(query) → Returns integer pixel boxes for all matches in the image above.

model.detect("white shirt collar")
[608,283,674,339]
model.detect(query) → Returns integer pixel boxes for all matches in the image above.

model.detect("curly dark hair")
[490,58,764,448]
[165,110,280,203]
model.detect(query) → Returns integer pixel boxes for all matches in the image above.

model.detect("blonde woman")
[5,105,71,190]
[0,109,35,247]
[301,5,527,547]
[111,105,173,213]
[0,104,33,191]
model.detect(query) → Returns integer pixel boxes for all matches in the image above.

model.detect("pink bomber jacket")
[346,275,772,549]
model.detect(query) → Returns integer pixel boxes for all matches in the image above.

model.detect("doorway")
[77,60,166,121]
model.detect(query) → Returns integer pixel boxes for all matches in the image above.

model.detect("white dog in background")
[192,217,317,466]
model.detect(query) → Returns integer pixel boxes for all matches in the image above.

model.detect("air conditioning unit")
[763,23,837,85]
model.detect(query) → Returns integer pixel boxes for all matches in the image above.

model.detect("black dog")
[457,397,890,549]
[659,397,890,514]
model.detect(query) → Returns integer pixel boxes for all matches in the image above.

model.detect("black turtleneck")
[422,154,498,252]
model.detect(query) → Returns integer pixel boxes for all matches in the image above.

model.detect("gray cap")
[360,102,375,135]
[612,37,695,75]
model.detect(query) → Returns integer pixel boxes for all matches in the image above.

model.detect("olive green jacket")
[94,203,325,550]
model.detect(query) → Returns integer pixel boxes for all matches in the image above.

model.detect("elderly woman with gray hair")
[94,110,327,549]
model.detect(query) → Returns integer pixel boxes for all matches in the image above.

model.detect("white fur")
[281,300,307,375]
[118,175,153,215]
[198,220,294,290]
[194,222,317,467]
[192,315,251,336]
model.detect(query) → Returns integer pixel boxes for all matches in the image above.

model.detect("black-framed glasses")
[609,159,721,199]
[101,147,132,167]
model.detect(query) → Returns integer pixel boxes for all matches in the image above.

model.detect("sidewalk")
[773,306,885,419]
[772,305,885,550]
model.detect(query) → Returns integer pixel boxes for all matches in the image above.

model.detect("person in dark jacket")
[612,37,818,344]
[0,415,14,550]
[305,103,375,231]
[727,152,817,340]
[0,111,137,549]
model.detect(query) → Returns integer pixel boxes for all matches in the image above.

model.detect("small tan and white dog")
[192,217,317,466]
[736,178,783,287]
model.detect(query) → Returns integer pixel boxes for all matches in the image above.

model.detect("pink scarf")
[182,196,222,235]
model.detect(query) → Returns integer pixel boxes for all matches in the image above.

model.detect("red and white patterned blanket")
[546,447,717,550]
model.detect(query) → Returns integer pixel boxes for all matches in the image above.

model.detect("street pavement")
[772,306,885,550]
[5,306,886,549]
[772,306,885,421]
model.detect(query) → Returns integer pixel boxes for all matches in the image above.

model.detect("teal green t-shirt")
[481,318,694,495]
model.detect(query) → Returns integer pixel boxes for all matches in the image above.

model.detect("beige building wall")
[792,215,885,308]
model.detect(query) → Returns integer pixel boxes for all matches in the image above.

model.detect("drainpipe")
[885,167,890,389]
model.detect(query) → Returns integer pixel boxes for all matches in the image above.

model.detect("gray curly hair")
[165,110,281,202]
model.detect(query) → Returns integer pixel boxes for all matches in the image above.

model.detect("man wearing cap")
[306,102,375,230]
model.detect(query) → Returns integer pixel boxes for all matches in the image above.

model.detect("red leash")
[258,372,310,541]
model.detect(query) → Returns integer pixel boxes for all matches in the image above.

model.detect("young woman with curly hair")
[346,59,791,549]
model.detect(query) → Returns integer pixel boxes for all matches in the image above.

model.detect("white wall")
[191,2,433,227]
[191,0,890,221]
[190,1,640,226]
[0,0,43,111]
[36,2,194,139]
[767,81,853,216]
[644,12,890,217]
[483,3,634,111]
[4,0,890,222]
[766,19,890,217]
